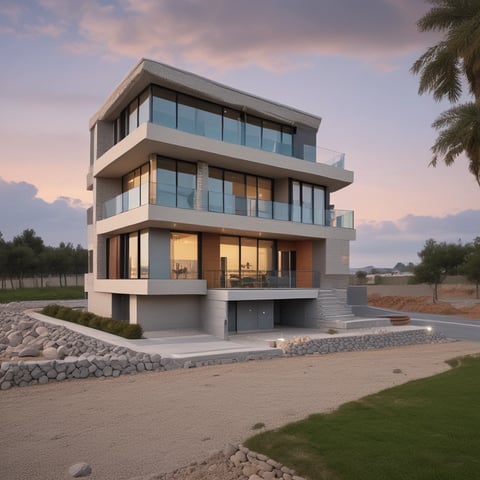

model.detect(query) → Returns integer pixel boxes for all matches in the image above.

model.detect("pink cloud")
[3,0,437,71]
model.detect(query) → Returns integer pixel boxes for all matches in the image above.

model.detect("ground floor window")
[170,232,198,279]
[107,229,149,279]
[220,236,274,287]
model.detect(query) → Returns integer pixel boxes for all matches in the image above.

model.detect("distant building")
[85,59,355,338]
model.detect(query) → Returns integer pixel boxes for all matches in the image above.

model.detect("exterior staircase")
[316,289,356,329]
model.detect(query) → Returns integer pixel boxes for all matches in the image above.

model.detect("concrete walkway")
[27,306,431,361]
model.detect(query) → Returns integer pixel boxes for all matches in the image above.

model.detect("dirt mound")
[368,291,480,320]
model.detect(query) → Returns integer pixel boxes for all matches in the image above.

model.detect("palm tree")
[411,0,480,185]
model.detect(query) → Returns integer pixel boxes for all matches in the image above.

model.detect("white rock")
[68,462,92,478]
[43,347,58,360]
[7,332,22,347]
[18,347,40,357]
[35,326,49,336]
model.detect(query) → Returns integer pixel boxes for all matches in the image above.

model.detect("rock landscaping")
[127,444,306,480]
[276,328,448,356]
[0,302,449,390]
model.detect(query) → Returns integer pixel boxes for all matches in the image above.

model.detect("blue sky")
[0,0,478,267]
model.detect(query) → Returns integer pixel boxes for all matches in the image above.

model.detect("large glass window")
[313,186,326,225]
[280,126,294,156]
[121,163,150,211]
[220,236,240,287]
[302,183,313,224]
[220,236,274,288]
[208,167,223,212]
[258,177,272,218]
[114,84,299,160]
[290,180,326,225]
[139,229,149,279]
[178,95,222,140]
[128,232,138,279]
[138,89,150,126]
[245,116,262,149]
[156,157,196,209]
[223,108,243,145]
[291,181,301,222]
[258,239,274,275]
[262,121,282,153]
[152,86,176,128]
[177,162,196,208]
[224,171,246,215]
[170,232,198,279]
[240,238,257,285]
[208,167,272,218]
[246,175,257,217]
[156,157,177,207]
[140,164,149,206]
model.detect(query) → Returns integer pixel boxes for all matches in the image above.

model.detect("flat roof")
[90,58,322,130]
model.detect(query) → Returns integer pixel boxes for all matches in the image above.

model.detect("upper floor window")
[113,85,296,158]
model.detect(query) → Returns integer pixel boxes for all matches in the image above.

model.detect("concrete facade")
[85,59,356,338]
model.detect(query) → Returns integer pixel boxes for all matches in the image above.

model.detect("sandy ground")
[1,341,480,480]
[368,284,480,319]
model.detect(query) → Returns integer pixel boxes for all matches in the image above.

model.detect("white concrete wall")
[87,291,113,318]
[200,294,227,339]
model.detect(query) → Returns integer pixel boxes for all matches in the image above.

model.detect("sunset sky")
[1,0,479,267]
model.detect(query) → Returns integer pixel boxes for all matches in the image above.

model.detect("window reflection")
[208,167,223,213]
[171,232,198,279]
[152,86,176,128]
[220,236,274,288]
[128,232,138,279]
[223,108,243,144]
[114,84,300,161]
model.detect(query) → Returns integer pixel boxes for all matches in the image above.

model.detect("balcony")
[203,270,320,289]
[103,182,354,229]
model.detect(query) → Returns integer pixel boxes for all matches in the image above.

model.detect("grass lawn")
[246,356,480,480]
[0,286,85,303]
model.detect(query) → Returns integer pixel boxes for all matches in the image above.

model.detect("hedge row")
[41,304,143,339]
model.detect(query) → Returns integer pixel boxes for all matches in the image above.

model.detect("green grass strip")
[246,355,480,480]
[0,286,85,303]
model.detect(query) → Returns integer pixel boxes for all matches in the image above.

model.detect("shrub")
[40,305,143,339]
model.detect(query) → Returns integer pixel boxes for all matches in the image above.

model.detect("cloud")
[1,0,435,71]
[352,210,480,267]
[0,177,87,247]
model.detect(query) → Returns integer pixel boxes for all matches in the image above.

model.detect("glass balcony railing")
[103,182,354,229]
[203,270,321,289]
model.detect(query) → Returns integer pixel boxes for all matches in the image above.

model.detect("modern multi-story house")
[85,59,355,339]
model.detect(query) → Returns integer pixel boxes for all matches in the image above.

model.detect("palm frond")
[430,102,480,184]
[411,41,462,102]
[417,1,476,32]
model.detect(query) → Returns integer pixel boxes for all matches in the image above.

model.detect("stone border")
[276,329,448,356]
[0,305,449,390]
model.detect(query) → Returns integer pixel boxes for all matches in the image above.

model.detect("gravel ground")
[1,340,480,480]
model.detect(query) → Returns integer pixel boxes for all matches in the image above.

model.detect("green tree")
[411,0,480,185]
[462,237,480,298]
[0,232,7,288]
[12,229,45,284]
[355,270,368,285]
[414,239,469,302]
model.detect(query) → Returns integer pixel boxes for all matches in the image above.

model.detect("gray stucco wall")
[135,295,201,331]
[149,229,171,279]
[293,125,318,160]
